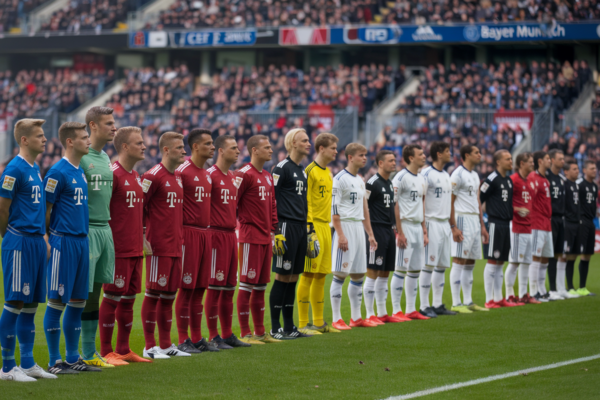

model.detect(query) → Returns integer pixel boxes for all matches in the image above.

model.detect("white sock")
[450,263,463,306]
[556,261,567,293]
[348,279,364,321]
[330,277,344,322]
[374,276,389,317]
[505,263,518,298]
[391,272,405,315]
[404,272,419,314]
[483,263,495,303]
[363,277,376,318]
[493,265,504,302]
[529,261,540,295]
[518,263,530,298]
[539,263,548,295]
[461,264,475,305]
[419,266,434,310]
[431,268,446,308]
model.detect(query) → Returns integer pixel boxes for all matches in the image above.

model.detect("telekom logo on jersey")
[74,188,84,205]
[31,186,41,203]
[166,192,178,207]
[90,174,103,190]
[126,191,137,208]
[522,191,531,203]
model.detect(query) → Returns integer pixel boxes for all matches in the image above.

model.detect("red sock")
[190,288,205,343]
[175,288,194,344]
[99,295,119,356]
[250,286,267,336]
[141,293,159,349]
[219,289,235,339]
[237,283,252,338]
[204,289,221,340]
[157,293,176,349]
[116,296,135,355]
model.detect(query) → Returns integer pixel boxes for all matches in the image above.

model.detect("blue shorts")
[1,228,47,303]
[47,232,90,302]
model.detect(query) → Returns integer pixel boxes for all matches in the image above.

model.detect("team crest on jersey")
[158,275,168,287]
[536,248,541,254]
[2,175,15,191]
[22,283,30,296]
[58,284,65,296]
[142,179,152,193]
[114,276,125,288]
[519,254,524,259]
[216,271,225,281]
[494,250,500,258]
[176,177,183,188]
[248,269,256,279]
[283,261,292,271]
[266,176,272,186]
[206,176,212,184]
[183,273,193,285]
[430,255,435,262]
[136,177,143,187]
[376,257,383,266]
[342,262,349,270]
[404,258,409,265]
[463,250,468,256]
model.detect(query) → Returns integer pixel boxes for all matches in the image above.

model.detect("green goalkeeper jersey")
[81,147,113,227]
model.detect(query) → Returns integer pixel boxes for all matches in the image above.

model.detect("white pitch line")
[386,354,600,400]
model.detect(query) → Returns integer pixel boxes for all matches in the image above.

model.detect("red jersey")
[207,165,237,230]
[109,161,144,257]
[528,170,552,231]
[142,163,183,257]
[176,159,212,228]
[510,172,533,234]
[236,163,278,245]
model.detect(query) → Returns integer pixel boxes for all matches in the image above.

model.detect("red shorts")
[103,256,143,295]
[209,229,237,287]
[182,226,212,289]
[239,243,272,285]
[146,255,182,292]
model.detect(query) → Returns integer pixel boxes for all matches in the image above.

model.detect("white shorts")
[332,221,367,276]
[509,223,533,264]
[396,221,424,272]
[425,219,451,268]
[532,229,554,258]
[451,214,482,260]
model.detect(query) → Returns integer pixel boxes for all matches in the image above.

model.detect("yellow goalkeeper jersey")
[306,161,333,224]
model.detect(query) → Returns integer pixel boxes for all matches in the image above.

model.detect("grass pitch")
[1,258,599,399]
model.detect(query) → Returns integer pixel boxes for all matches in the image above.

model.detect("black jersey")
[272,156,308,223]
[577,178,598,221]
[564,178,580,224]
[366,173,395,226]
[479,170,513,222]
[546,169,566,216]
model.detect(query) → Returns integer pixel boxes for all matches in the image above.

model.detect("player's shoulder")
[2,157,24,177]
[576,177,583,184]
[367,173,380,186]
[275,158,290,171]
[175,159,192,175]
[237,163,254,176]
[145,163,164,177]
[334,168,350,181]
[421,165,433,175]
[486,171,498,182]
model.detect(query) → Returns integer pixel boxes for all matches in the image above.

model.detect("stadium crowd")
[0,0,50,32]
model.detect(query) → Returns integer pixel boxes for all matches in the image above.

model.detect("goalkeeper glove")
[272,228,287,256]
[306,223,320,259]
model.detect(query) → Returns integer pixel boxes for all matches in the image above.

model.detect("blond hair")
[284,128,306,153]
[158,131,184,154]
[58,122,87,147]
[85,106,114,128]
[14,119,45,144]
[314,133,338,153]
[113,126,142,154]
[345,142,367,158]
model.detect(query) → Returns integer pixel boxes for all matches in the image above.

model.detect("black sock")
[579,260,590,288]
[269,280,286,332]
[566,260,575,290]
[282,280,298,332]
[548,258,557,292]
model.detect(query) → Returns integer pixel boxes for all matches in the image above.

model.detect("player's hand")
[397,232,407,249]
[306,223,320,258]
[338,234,349,252]
[481,226,489,244]
[44,235,51,260]
[368,235,378,251]
[423,232,429,247]
[273,233,287,256]
[452,227,463,243]
[143,237,153,256]
[516,207,530,218]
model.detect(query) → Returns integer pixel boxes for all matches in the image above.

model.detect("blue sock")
[0,304,21,373]
[16,307,37,369]
[43,302,65,366]
[63,302,85,364]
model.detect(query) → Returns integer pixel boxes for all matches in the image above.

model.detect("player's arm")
[331,178,348,252]
[0,167,20,238]
[0,197,11,238]
[270,175,279,243]
[421,191,428,246]
[141,173,154,256]
[393,182,407,249]
[450,173,464,242]
[478,186,489,244]
[362,196,377,251]
[306,167,314,224]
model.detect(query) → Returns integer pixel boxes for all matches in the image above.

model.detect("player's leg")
[391,240,410,318]
[450,216,470,313]
[420,221,436,318]
[296,269,313,329]
[505,224,523,305]
[176,230,201,351]
[305,222,335,332]
[347,223,376,327]
[430,224,455,315]
[269,222,295,337]
[403,223,428,320]
[99,257,128,358]
[191,230,214,351]
[141,255,169,358]
[576,222,595,296]
[549,216,567,299]
[376,228,406,321]
[516,234,539,304]
[157,286,192,356]
[237,243,268,345]
[461,216,486,311]
[564,223,581,297]
[537,232,553,299]
[330,228,351,330]
[246,245,279,343]
[365,225,384,323]
[483,222,498,307]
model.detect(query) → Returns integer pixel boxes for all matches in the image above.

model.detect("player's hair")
[583,159,596,169]
[85,106,114,129]
[14,118,45,144]
[533,150,548,170]
[459,144,477,161]
[158,131,184,153]
[375,150,395,167]
[493,149,510,167]
[345,142,367,159]
[113,126,142,154]
[403,144,422,164]
[188,128,212,147]
[214,134,236,152]
[515,152,532,169]
[429,141,449,162]
[564,158,578,171]
[58,121,87,147]
[284,128,306,153]
[548,149,564,160]
[247,134,269,153]
[314,133,338,153]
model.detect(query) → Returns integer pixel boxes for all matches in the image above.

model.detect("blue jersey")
[0,155,45,235]
[44,157,89,236]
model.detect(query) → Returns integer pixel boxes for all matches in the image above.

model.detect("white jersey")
[332,169,365,221]
[451,165,480,214]
[422,165,452,220]
[392,169,425,224]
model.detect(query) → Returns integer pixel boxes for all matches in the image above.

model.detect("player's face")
[380,154,396,174]
[522,156,534,174]
[467,147,481,165]
[26,126,47,155]
[498,153,513,172]
[94,114,117,143]
[71,129,90,156]
[126,132,146,162]
[566,164,579,180]
[552,153,565,169]
[540,154,551,170]
[254,138,273,162]
[167,138,186,164]
[320,143,338,163]
[195,134,215,159]
[221,138,240,164]
[294,132,311,156]
[411,148,426,168]
[439,147,451,163]
[584,163,597,180]
[350,151,367,168]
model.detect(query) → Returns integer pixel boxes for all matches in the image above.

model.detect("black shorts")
[272,220,307,275]
[483,220,511,261]
[551,216,565,255]
[367,224,395,272]
[564,221,581,255]
[576,220,596,255]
